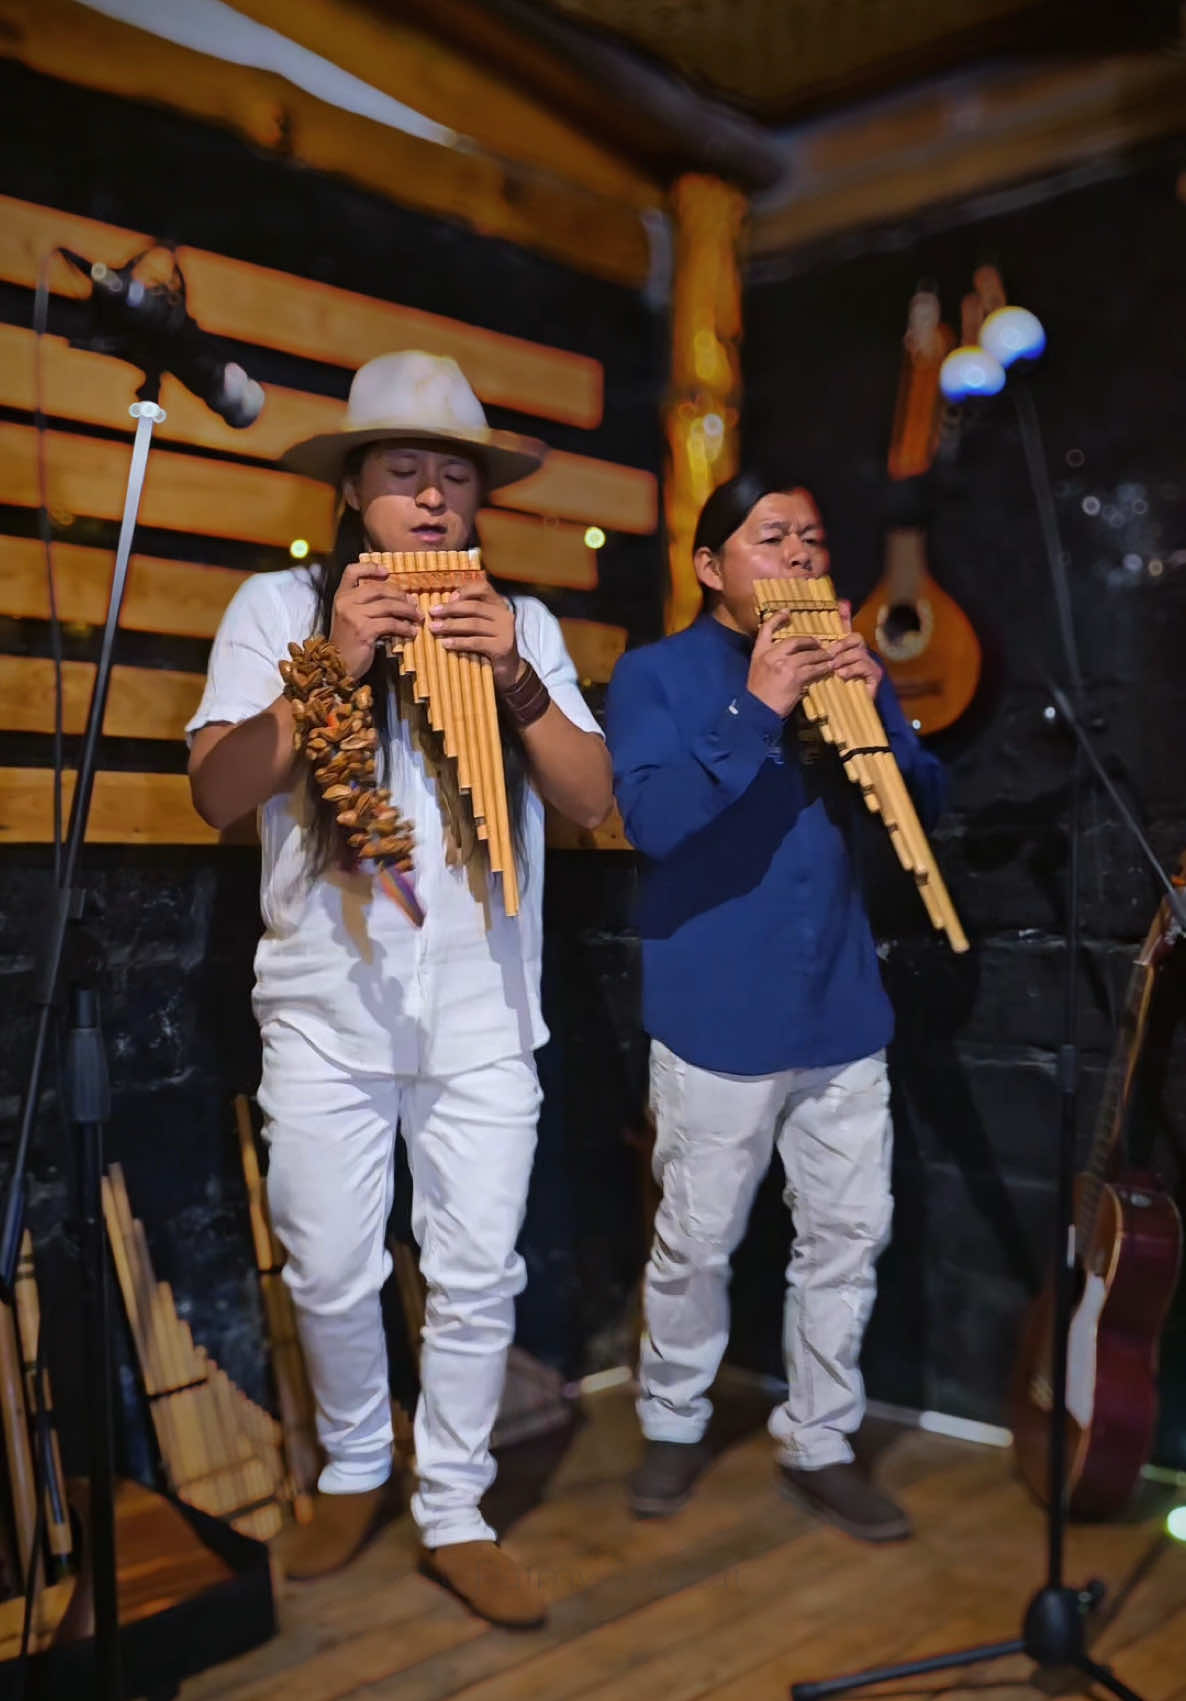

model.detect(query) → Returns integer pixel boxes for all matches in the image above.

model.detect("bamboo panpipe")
[362,548,520,916]
[0,1293,37,1591]
[101,1165,288,1541]
[13,1233,72,1578]
[754,576,968,952]
[233,1096,318,1523]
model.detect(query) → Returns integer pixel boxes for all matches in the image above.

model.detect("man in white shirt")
[187,351,612,1627]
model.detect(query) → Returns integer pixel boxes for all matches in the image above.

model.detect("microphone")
[60,248,265,429]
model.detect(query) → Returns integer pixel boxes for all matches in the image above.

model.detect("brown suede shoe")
[779,1461,912,1543]
[276,1485,387,1580]
[419,1540,547,1629]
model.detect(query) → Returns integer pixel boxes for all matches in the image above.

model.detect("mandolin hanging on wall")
[852,279,985,735]
[1011,857,1185,1519]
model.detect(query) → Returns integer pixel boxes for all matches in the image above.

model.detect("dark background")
[1,58,1183,1480]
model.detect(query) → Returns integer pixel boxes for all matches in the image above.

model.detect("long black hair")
[693,468,808,560]
[303,454,528,879]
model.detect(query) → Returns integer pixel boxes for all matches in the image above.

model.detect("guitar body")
[852,560,982,735]
[1012,1171,1183,1519]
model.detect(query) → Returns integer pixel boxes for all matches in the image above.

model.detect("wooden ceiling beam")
[390,0,787,193]
[750,51,1186,263]
[0,0,652,288]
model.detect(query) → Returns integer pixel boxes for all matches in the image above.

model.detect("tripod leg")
[790,1637,1025,1700]
[1077,1656,1146,1701]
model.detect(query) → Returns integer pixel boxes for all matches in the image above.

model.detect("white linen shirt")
[187,567,602,1078]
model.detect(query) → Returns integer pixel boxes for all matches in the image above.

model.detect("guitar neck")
[1075,902,1170,1249]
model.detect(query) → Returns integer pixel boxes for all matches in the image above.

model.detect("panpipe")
[0,1231,72,1599]
[101,1165,290,1541]
[361,548,519,917]
[754,576,968,952]
[233,1096,318,1524]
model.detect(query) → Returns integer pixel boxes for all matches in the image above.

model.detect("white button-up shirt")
[187,567,602,1078]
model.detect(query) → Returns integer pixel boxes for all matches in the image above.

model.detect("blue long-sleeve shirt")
[605,614,948,1076]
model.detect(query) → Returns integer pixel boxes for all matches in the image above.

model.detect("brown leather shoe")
[419,1540,547,1629]
[276,1485,387,1580]
[629,1439,710,1518]
[779,1461,912,1543]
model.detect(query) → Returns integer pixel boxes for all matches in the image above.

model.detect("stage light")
[1167,1504,1186,1542]
[584,526,606,549]
[939,345,1006,402]
[979,306,1046,369]
[289,538,310,560]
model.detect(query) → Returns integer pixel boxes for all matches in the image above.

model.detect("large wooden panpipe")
[233,1096,318,1523]
[101,1165,290,1541]
[754,576,968,952]
[361,547,520,916]
[0,1231,73,1600]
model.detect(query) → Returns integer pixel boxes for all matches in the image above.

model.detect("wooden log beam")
[0,656,205,742]
[394,0,787,193]
[225,0,659,210]
[751,52,1186,261]
[0,423,600,589]
[0,0,652,290]
[0,323,657,533]
[0,196,604,429]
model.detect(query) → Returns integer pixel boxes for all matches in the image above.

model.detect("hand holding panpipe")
[361,548,519,917]
[754,576,968,952]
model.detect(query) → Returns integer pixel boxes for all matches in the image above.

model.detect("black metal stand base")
[792,1580,1142,1701]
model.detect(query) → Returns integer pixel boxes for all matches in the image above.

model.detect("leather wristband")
[500,660,551,729]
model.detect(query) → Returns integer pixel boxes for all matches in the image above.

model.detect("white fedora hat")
[282,350,547,490]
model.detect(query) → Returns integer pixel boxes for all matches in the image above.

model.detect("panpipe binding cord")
[754,576,968,952]
[365,549,520,916]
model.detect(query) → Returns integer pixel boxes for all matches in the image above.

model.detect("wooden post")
[663,174,746,635]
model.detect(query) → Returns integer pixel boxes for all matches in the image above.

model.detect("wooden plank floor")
[179,1383,1186,1701]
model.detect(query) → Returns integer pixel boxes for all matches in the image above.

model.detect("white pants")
[257,1022,540,1548]
[639,1040,893,1470]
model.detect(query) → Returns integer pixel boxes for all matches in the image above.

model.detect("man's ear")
[342,470,361,513]
[693,545,723,595]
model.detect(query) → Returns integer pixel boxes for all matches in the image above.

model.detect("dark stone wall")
[0,58,662,1476]
[737,145,1186,1465]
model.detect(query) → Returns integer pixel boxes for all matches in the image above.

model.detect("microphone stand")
[790,377,1175,1701]
[0,369,169,1701]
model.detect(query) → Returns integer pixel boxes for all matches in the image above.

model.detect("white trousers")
[640,1040,893,1470]
[257,1021,540,1548]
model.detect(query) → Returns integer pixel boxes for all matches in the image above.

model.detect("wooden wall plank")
[0,538,249,640]
[0,424,599,589]
[0,0,652,292]
[0,324,657,533]
[0,768,631,850]
[227,0,659,211]
[0,657,205,741]
[1,539,624,679]
[0,194,604,429]
[0,768,217,845]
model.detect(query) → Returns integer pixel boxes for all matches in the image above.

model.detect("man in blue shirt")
[606,472,947,1542]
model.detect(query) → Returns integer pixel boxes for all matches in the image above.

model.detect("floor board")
[177,1385,1186,1701]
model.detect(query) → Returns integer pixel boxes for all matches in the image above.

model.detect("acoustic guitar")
[1012,858,1185,1518]
[853,282,983,735]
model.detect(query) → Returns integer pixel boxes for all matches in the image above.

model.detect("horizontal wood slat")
[0,656,205,741]
[2,539,624,678]
[0,0,651,291]
[0,195,604,428]
[0,538,248,640]
[0,424,598,589]
[0,768,631,850]
[0,324,657,533]
[0,767,218,845]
